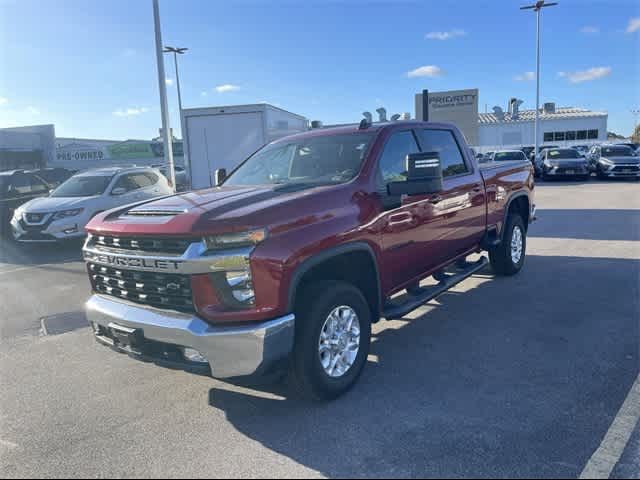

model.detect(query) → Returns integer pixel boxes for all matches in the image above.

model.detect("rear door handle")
[429,195,443,204]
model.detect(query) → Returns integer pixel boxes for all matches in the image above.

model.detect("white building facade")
[476,104,607,153]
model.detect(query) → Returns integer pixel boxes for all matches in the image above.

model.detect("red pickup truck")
[84,121,535,400]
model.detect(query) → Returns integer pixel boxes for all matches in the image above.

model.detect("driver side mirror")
[214,168,227,187]
[387,152,443,196]
[111,187,127,196]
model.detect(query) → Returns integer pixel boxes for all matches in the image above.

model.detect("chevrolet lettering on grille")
[85,251,182,271]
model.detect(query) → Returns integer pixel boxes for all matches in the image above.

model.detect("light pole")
[521,0,558,162]
[152,0,175,191]
[164,46,189,188]
[631,109,640,141]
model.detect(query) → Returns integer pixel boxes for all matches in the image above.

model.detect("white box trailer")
[182,104,308,189]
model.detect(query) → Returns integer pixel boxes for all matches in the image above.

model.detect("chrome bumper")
[85,294,295,379]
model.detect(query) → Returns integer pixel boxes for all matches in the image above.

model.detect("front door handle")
[429,195,443,204]
[388,212,413,227]
[472,183,482,193]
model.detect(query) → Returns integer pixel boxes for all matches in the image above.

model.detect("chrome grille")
[91,235,194,255]
[88,262,194,313]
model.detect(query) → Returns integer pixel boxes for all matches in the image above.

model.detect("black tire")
[289,280,372,401]
[489,213,526,276]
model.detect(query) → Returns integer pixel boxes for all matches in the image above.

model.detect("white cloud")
[558,66,612,83]
[0,97,8,106]
[580,26,600,34]
[425,29,466,41]
[112,107,149,117]
[215,84,240,93]
[407,65,444,78]
[627,17,640,33]
[514,71,535,81]
[25,106,40,115]
[165,78,174,86]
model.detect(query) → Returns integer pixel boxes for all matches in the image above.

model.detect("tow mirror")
[214,168,227,187]
[387,152,443,196]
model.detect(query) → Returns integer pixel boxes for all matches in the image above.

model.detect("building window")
[544,132,554,142]
[554,131,566,141]
[577,130,587,140]
[566,131,576,140]
[588,129,598,139]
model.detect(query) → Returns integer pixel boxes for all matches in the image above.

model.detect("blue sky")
[0,0,638,140]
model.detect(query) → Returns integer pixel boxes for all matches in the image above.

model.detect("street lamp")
[163,46,190,188]
[152,0,175,191]
[520,0,558,162]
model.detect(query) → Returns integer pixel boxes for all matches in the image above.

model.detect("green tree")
[633,124,640,143]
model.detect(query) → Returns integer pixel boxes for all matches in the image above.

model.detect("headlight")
[203,229,267,251]
[600,157,614,166]
[52,208,84,220]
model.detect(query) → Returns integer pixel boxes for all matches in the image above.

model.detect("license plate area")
[108,323,143,353]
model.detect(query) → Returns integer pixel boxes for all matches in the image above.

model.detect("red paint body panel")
[85,122,534,324]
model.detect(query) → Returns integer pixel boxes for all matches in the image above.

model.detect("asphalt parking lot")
[1,179,638,478]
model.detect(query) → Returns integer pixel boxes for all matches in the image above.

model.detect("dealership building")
[415,89,608,152]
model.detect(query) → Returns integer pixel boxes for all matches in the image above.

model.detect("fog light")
[183,348,208,363]
[63,225,78,234]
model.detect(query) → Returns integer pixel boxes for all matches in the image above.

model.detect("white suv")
[11,166,173,242]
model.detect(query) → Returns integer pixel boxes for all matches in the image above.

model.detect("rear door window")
[418,129,469,177]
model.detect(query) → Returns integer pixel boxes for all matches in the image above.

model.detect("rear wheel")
[489,213,526,276]
[289,281,371,401]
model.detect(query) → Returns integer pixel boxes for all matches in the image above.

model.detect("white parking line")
[580,375,640,479]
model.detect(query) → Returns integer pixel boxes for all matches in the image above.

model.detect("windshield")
[493,151,526,161]
[602,146,634,157]
[50,175,112,197]
[548,149,582,159]
[224,133,375,187]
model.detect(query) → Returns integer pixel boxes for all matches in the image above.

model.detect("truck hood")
[18,195,97,213]
[601,156,640,165]
[88,184,338,236]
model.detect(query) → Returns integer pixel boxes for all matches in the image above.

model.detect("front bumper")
[543,165,589,176]
[10,213,88,242]
[598,165,640,178]
[85,294,295,379]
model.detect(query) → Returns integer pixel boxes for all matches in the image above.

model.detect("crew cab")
[83,121,535,400]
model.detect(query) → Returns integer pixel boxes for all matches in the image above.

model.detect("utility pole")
[521,1,558,161]
[152,0,175,191]
[164,46,189,188]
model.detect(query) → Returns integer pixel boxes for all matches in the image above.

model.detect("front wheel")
[489,213,526,276]
[289,281,372,401]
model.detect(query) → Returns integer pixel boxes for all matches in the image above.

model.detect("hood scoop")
[124,205,188,217]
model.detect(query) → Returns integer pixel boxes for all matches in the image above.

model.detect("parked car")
[492,150,529,162]
[540,148,590,180]
[614,142,640,152]
[28,167,73,188]
[589,145,640,180]
[153,164,189,191]
[10,166,173,242]
[82,120,535,400]
[0,170,51,238]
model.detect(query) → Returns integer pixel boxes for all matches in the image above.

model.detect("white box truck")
[182,104,308,189]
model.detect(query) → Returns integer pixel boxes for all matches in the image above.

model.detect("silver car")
[590,145,640,180]
[540,148,590,181]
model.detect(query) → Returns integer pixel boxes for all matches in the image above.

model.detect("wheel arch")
[287,242,382,322]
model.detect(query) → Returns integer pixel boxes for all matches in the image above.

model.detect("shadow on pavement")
[0,237,84,266]
[208,254,639,478]
[530,209,640,241]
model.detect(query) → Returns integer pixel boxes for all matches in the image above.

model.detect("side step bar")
[382,256,489,320]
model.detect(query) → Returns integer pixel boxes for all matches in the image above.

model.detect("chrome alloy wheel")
[511,225,523,264]
[318,305,361,378]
